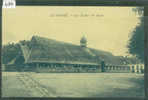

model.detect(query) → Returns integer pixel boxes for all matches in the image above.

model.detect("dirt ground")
[2,72,145,97]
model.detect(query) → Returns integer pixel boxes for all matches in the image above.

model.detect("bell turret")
[80,36,87,47]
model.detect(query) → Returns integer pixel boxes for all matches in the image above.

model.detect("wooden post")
[113,66,115,70]
[141,65,144,73]
[110,66,112,70]
[115,66,117,70]
[138,65,141,73]
[117,66,119,70]
[136,65,139,73]
[105,66,108,70]
[132,65,134,72]
[128,66,130,70]
[119,66,121,70]
[101,60,105,72]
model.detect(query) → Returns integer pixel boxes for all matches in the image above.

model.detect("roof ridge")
[32,35,80,47]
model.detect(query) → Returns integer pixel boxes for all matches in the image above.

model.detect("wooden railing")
[3,62,144,73]
[103,64,144,73]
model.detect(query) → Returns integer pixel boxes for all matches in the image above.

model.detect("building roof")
[20,36,123,65]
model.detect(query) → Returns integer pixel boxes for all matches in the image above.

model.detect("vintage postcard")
[2,6,144,98]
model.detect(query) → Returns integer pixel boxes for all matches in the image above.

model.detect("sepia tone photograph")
[2,6,144,97]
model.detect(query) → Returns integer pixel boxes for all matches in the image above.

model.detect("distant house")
[5,36,124,72]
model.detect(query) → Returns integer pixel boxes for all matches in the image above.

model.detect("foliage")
[127,7,144,62]
[2,40,31,64]
[2,43,21,64]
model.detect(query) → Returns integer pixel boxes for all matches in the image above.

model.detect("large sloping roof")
[22,36,122,65]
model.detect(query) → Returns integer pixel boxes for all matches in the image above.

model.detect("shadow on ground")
[91,75,144,97]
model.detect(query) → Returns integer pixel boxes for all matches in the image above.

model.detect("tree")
[127,7,144,62]
[2,42,21,64]
[2,40,31,64]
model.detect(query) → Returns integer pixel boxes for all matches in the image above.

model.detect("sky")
[2,6,141,56]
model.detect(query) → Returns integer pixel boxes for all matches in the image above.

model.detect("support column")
[101,60,105,72]
[141,65,144,73]
[136,65,139,73]
[131,65,135,73]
